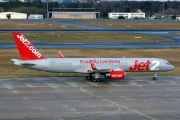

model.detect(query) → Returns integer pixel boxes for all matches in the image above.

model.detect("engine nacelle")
[105,70,126,80]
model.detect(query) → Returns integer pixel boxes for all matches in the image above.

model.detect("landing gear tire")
[86,74,100,82]
[86,76,90,80]
[92,78,100,82]
[90,76,94,80]
[92,79,96,82]
[153,77,157,80]
[96,78,100,82]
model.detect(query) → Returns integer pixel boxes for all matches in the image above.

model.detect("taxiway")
[1,41,180,48]
[0,76,180,120]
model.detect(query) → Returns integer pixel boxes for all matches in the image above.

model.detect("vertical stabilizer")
[12,32,46,60]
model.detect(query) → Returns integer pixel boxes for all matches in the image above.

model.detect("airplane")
[11,32,174,82]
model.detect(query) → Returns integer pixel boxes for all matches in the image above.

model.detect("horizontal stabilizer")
[11,59,36,66]
[20,63,36,66]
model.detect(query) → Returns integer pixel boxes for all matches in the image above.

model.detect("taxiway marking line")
[79,86,157,120]
[79,86,121,120]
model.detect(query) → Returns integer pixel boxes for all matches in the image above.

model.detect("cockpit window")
[166,63,170,65]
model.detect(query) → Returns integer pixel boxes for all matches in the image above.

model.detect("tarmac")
[0,19,180,120]
[0,76,180,120]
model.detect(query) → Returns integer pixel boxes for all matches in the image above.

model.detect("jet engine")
[105,70,126,80]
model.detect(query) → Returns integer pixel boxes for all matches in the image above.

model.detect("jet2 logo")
[17,35,42,58]
[129,60,160,71]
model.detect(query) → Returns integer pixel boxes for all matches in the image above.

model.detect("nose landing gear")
[153,72,158,80]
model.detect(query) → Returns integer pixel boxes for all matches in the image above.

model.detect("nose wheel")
[153,77,157,80]
[153,72,158,80]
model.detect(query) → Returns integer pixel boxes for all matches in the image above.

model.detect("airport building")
[28,14,43,19]
[108,12,145,19]
[0,12,27,19]
[48,8,100,19]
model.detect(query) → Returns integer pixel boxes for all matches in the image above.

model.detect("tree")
[125,7,131,12]
[164,3,168,10]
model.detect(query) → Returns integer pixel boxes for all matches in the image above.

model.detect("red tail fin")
[58,50,65,58]
[12,32,46,60]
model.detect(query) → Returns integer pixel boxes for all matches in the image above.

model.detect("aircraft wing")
[90,67,121,73]
[92,69,111,73]
[88,61,121,73]
[75,66,120,73]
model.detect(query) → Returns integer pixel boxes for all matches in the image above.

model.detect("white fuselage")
[13,58,174,74]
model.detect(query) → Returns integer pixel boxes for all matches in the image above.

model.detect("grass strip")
[172,32,180,35]
[0,21,79,30]
[0,32,173,42]
[0,48,179,78]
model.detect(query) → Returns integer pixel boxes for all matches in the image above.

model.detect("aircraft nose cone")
[171,65,175,70]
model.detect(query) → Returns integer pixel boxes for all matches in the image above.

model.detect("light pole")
[47,0,49,19]
[163,2,164,20]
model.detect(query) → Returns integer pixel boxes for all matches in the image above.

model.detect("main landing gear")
[153,72,158,80]
[86,74,100,82]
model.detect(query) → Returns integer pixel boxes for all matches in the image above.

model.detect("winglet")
[58,50,65,58]
[89,60,97,70]
[12,32,46,60]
